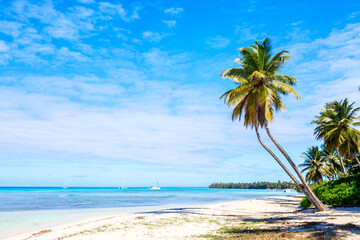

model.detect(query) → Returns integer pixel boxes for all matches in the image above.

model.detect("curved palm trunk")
[264,124,327,211]
[335,148,347,176]
[254,126,308,194]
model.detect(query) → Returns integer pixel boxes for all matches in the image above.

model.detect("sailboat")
[119,177,127,189]
[150,176,160,190]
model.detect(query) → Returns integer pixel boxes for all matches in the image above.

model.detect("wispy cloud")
[290,21,302,26]
[0,74,254,167]
[164,7,184,15]
[0,20,23,37]
[205,36,230,49]
[234,23,265,42]
[0,0,142,67]
[348,11,360,19]
[99,2,141,22]
[163,20,176,28]
[77,0,95,4]
[142,31,169,42]
[141,48,190,78]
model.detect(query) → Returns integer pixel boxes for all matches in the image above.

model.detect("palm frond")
[221,68,249,84]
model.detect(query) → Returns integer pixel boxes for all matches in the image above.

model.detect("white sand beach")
[5,196,360,240]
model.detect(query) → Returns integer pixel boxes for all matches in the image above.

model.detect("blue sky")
[0,0,359,187]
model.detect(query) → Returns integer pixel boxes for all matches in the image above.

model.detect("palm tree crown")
[299,146,340,183]
[312,98,360,153]
[221,37,300,128]
[312,98,360,175]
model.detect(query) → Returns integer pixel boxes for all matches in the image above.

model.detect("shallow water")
[0,187,297,212]
[0,187,298,238]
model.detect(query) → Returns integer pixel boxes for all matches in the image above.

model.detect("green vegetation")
[312,99,360,176]
[209,181,294,189]
[299,145,342,183]
[204,230,337,240]
[300,173,360,208]
[221,37,326,211]
[298,99,360,208]
[201,221,343,240]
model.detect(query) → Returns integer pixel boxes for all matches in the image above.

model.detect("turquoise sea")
[0,187,298,238]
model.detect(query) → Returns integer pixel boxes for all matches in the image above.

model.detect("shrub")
[300,173,360,209]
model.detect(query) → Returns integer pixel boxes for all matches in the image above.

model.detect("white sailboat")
[150,176,160,190]
[119,177,127,189]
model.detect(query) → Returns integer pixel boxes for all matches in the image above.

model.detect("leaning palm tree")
[312,99,360,176]
[299,146,332,183]
[221,37,327,211]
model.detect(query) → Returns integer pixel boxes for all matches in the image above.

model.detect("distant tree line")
[209,180,295,189]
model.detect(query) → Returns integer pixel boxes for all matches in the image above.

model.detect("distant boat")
[150,176,160,190]
[119,177,127,189]
[283,189,291,193]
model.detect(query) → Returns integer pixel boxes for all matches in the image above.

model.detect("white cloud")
[0,41,10,52]
[132,38,142,44]
[7,1,97,42]
[99,2,140,22]
[141,48,190,78]
[163,20,176,28]
[142,31,168,42]
[71,6,95,19]
[77,0,95,4]
[0,74,254,167]
[348,11,360,19]
[44,17,80,40]
[234,23,265,42]
[55,47,91,62]
[164,7,184,15]
[205,36,230,49]
[290,21,302,26]
[0,20,23,37]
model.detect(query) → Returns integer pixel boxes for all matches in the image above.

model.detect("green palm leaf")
[220,37,299,128]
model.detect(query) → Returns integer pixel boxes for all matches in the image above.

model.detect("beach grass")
[198,218,356,240]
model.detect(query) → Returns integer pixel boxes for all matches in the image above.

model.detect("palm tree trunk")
[335,148,347,176]
[354,154,360,166]
[264,124,327,211]
[254,126,306,193]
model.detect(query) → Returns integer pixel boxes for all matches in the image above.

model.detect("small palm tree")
[312,99,360,176]
[321,145,342,179]
[221,38,327,211]
[299,146,332,183]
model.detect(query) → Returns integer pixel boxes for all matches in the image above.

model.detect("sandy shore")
[6,196,360,240]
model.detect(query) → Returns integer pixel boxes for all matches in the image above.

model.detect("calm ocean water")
[0,187,298,212]
[0,187,298,238]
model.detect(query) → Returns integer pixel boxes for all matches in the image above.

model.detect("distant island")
[209,181,295,189]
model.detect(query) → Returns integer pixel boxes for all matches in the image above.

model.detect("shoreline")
[4,196,360,239]
[1,190,299,239]
[2,196,295,239]
[1,203,192,239]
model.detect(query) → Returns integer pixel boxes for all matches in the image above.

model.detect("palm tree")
[221,38,327,211]
[342,135,360,167]
[299,146,333,183]
[312,99,360,176]
[321,145,342,179]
